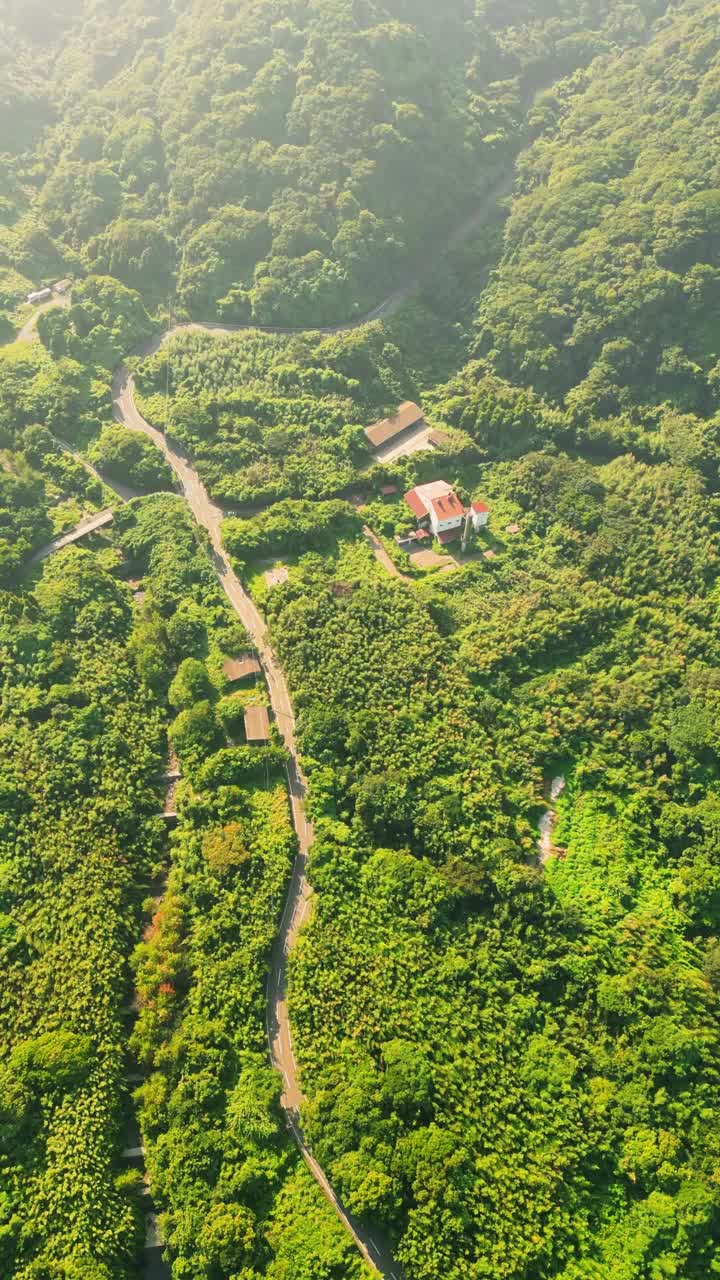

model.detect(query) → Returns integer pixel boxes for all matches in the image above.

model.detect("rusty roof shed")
[223,654,261,682]
[244,705,271,743]
[365,402,424,449]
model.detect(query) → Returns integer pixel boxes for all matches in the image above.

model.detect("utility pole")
[461,508,473,553]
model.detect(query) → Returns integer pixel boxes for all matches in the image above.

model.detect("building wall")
[430,514,463,535]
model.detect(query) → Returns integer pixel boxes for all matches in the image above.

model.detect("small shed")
[162,780,179,826]
[506,522,520,535]
[381,484,398,497]
[244,705,271,743]
[428,429,451,450]
[223,654,261,683]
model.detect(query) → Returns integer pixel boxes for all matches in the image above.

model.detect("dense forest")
[0,489,373,1277]
[2,0,720,1278]
[2,0,669,325]
[0,545,166,1279]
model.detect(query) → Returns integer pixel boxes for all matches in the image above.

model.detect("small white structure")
[470,501,490,530]
[460,500,492,551]
[27,288,52,305]
[404,480,466,544]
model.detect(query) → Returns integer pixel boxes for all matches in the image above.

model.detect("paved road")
[14,173,510,356]
[112,368,404,1279]
[106,180,515,1278]
[127,169,514,361]
[28,508,114,564]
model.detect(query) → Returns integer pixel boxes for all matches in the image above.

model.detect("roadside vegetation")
[115,495,370,1280]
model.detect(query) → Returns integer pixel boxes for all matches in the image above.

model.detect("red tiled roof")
[431,492,464,521]
[438,527,461,544]
[404,488,428,519]
[472,501,490,513]
[415,528,431,540]
[381,484,398,496]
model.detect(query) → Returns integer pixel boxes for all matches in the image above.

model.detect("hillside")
[2,0,669,324]
[2,2,720,1280]
[472,0,720,420]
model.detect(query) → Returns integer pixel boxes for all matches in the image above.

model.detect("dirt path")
[363,525,411,582]
[124,872,172,1280]
[51,434,140,503]
[15,291,71,343]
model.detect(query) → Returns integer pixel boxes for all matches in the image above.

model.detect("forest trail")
[539,776,566,865]
[123,870,173,1280]
[51,434,140,502]
[112,366,404,1280]
[363,525,411,582]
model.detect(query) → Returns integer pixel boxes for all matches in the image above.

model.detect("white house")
[27,288,52,305]
[404,481,466,544]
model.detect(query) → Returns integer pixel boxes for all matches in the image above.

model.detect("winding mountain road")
[126,167,514,360]
[16,171,514,1278]
[113,367,404,1278]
